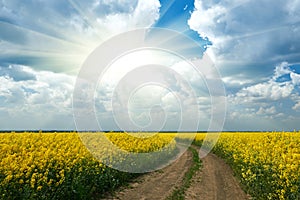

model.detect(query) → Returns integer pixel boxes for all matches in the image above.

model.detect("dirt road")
[102,148,250,200]
[185,152,250,200]
[103,150,193,200]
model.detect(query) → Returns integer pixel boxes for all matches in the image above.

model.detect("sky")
[0,0,300,131]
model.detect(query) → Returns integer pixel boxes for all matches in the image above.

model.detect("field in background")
[0,132,299,199]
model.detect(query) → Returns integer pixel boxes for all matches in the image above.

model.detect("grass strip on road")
[166,146,202,200]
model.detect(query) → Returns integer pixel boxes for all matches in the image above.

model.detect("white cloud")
[238,81,294,101]
[232,62,300,102]
[0,65,75,129]
[132,0,161,27]
[257,106,276,115]
[188,0,228,42]
[90,49,216,131]
[189,0,300,64]
[95,0,160,35]
[291,94,300,111]
[291,72,300,85]
[0,65,36,81]
[225,61,300,130]
[0,0,161,73]
[224,61,300,131]
[293,101,300,111]
[286,0,300,20]
[222,75,257,87]
[273,62,292,80]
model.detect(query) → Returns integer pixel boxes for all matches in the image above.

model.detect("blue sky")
[0,0,300,131]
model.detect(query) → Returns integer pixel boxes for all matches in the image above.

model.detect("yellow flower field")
[1,132,300,199]
[207,132,300,200]
[0,132,177,199]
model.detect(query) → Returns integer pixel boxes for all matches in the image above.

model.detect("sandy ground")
[102,149,250,200]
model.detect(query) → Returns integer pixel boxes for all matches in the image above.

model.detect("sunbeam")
[154,0,177,26]
[67,0,105,42]
[1,0,300,133]
[0,21,89,50]
[220,22,300,43]
[0,20,93,72]
[223,0,253,16]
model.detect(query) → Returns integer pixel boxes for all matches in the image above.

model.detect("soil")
[185,151,251,200]
[102,150,193,200]
[102,149,250,200]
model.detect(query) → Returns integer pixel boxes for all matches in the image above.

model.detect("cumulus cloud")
[232,62,300,102]
[90,49,215,131]
[1,0,299,131]
[293,102,300,111]
[273,62,292,80]
[0,65,36,81]
[291,94,300,111]
[225,61,300,130]
[95,0,160,34]
[189,0,300,64]
[0,0,161,73]
[0,65,75,129]
[257,106,276,115]
[0,0,160,41]
[92,0,139,17]
[237,81,294,101]
[291,72,300,85]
